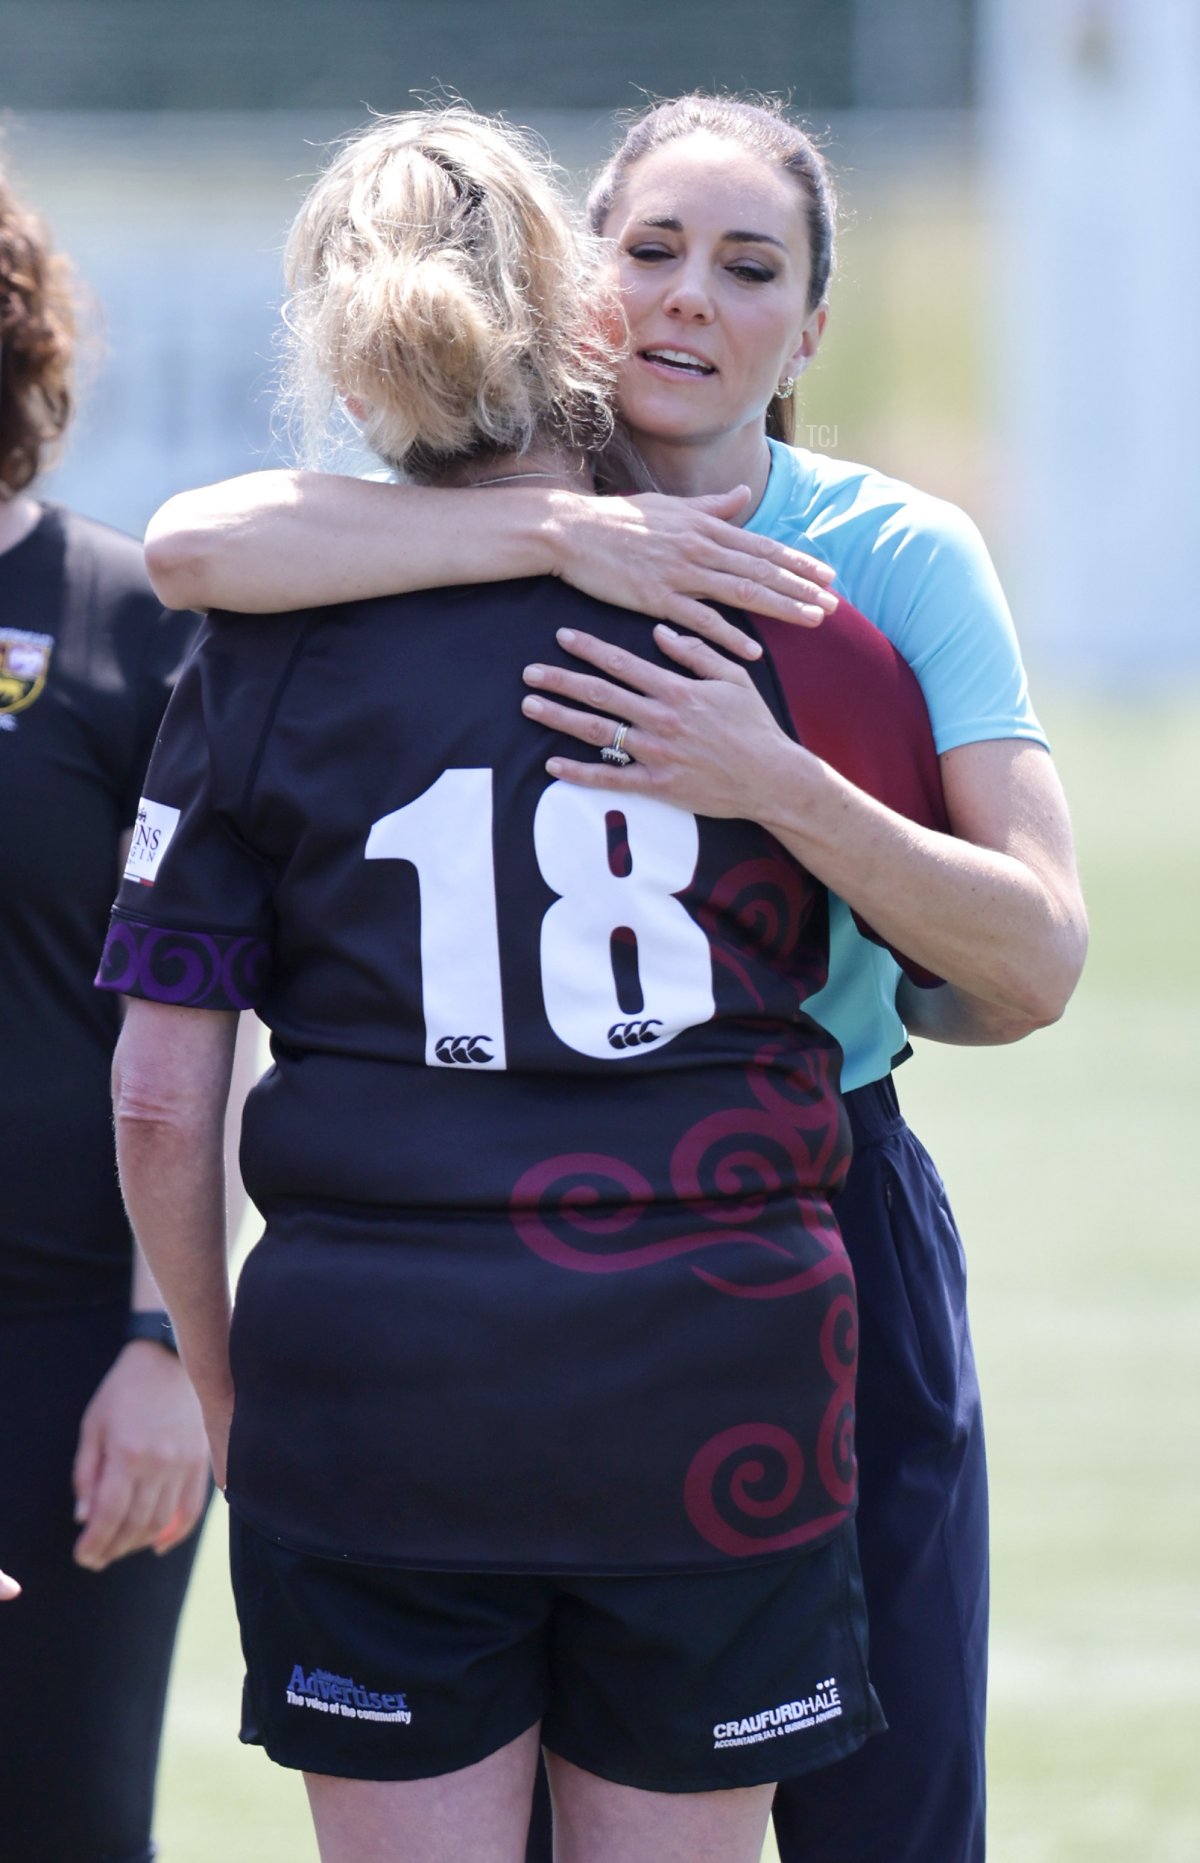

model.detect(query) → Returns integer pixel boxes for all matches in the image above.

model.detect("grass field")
[147,694,1200,1860]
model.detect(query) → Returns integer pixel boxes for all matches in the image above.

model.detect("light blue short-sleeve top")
[746,440,1048,1090]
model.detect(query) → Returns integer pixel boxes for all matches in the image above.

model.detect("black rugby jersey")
[0,506,194,1310]
[98,578,946,1573]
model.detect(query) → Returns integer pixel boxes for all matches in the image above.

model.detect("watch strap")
[125,1309,179,1355]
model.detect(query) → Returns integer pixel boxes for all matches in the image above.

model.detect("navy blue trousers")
[526,1076,988,1862]
[0,1304,205,1863]
[771,1077,988,1861]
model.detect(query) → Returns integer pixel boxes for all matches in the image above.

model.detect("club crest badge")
[0,629,53,716]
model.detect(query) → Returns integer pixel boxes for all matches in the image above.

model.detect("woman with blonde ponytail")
[280,112,615,485]
[102,106,964,1861]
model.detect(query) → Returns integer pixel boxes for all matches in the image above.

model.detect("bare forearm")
[144,472,559,612]
[112,1003,239,1411]
[129,1238,169,1311]
[521,622,1087,1022]
[116,1110,232,1407]
[145,474,838,656]
[756,742,1085,1025]
[897,975,1048,1047]
[222,1013,264,1247]
[518,622,1087,1028]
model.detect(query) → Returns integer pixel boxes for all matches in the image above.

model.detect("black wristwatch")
[125,1309,179,1356]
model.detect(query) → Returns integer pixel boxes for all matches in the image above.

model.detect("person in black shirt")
[0,166,207,1862]
[103,109,949,1863]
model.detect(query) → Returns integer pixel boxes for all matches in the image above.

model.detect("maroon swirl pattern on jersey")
[666,1111,846,1298]
[697,856,825,1009]
[683,1423,851,1557]
[745,1033,849,1191]
[817,1292,858,1508]
[96,915,269,1011]
[510,1153,802,1279]
[508,842,857,1559]
[511,1023,852,1300]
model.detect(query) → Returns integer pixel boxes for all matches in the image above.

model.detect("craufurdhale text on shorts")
[712,1679,843,1749]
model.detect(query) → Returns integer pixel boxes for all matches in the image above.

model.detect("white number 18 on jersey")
[366,770,716,1069]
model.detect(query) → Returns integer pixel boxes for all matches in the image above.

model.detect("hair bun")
[343,250,510,464]
[281,109,617,479]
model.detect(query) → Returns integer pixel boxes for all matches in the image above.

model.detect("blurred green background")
[3,0,1197,1854]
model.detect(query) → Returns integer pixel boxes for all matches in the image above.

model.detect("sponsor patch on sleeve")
[124,797,181,886]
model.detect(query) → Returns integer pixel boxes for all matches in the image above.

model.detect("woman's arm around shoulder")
[143,471,838,657]
[521,624,1087,1029]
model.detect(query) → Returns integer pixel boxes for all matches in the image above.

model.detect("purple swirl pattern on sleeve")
[95,915,270,1011]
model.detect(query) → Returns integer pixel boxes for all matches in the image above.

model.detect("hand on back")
[555,484,836,658]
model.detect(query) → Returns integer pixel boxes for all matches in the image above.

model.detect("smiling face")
[600,131,826,499]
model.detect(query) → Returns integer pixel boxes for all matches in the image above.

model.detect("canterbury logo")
[607,1019,663,1050]
[434,1035,495,1064]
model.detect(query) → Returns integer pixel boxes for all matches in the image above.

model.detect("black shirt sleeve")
[96,612,310,1013]
[119,604,200,830]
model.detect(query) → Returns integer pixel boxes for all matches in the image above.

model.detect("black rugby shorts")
[229,1513,883,1792]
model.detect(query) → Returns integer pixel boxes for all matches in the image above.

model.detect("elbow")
[144,497,215,611]
[987,1001,1059,1042]
[980,1001,1056,1045]
[112,1052,222,1149]
[994,973,1068,1035]
[114,1080,213,1148]
[998,907,1089,1032]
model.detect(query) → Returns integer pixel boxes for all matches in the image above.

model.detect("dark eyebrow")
[636,214,787,252]
[725,230,787,251]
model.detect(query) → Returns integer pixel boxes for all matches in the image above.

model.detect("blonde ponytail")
[282,109,616,480]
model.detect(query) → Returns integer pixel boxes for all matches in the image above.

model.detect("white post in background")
[979,0,1200,685]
